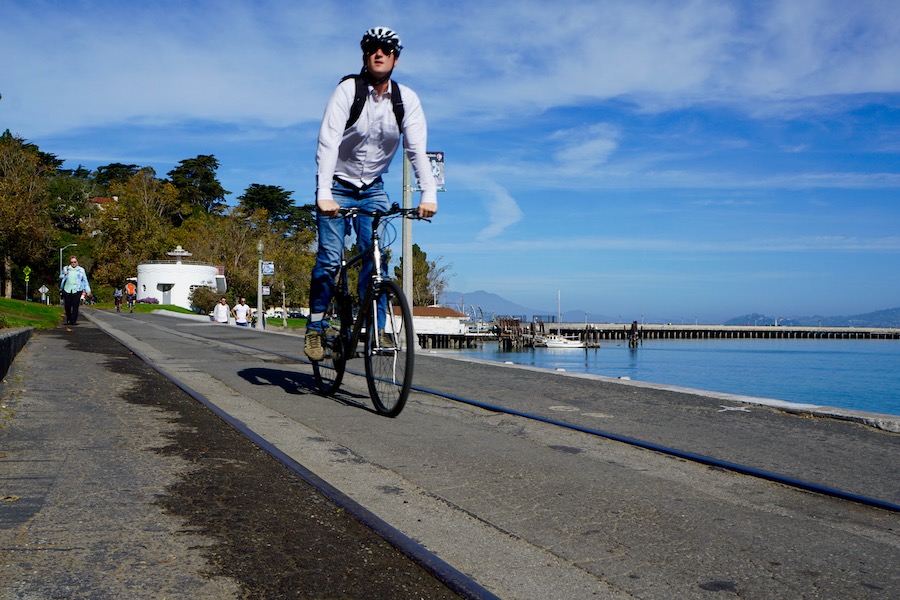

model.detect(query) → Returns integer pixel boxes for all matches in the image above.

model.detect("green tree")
[178,209,265,301]
[395,244,453,307]
[238,184,294,222]
[0,130,54,298]
[46,171,95,233]
[90,168,181,285]
[167,155,230,216]
[94,163,140,188]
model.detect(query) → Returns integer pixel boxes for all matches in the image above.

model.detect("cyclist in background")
[124,279,137,312]
[305,25,437,361]
[113,286,123,312]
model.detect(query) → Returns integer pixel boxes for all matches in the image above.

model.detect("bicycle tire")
[364,279,415,417]
[312,295,348,395]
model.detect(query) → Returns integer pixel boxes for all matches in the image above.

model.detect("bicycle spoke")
[364,280,414,417]
[312,298,347,395]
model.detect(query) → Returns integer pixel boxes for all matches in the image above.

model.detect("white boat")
[538,291,586,348]
[542,334,586,349]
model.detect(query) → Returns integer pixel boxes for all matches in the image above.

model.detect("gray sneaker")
[305,330,324,361]
[378,330,396,349]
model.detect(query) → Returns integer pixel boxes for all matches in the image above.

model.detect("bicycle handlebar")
[333,203,430,222]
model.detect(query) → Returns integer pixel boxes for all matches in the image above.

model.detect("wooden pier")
[497,320,900,349]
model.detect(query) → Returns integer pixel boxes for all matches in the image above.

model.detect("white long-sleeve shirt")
[315,77,437,206]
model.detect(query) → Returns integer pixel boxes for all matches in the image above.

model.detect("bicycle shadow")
[237,367,374,413]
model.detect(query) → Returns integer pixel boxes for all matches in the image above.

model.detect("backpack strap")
[341,74,404,130]
[390,80,404,128]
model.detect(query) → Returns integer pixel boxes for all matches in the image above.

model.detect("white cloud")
[551,123,620,174]
[475,181,524,242]
[6,0,900,139]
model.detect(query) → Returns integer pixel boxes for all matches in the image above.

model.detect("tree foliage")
[167,155,230,216]
[46,171,96,232]
[0,133,446,309]
[188,285,220,314]
[238,184,294,221]
[94,163,140,188]
[0,130,55,297]
[90,168,181,284]
[394,243,453,307]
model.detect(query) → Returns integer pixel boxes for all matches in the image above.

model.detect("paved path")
[3,309,899,599]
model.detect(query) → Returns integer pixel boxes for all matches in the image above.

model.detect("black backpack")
[341,74,405,130]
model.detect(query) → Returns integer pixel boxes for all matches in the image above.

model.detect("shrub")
[138,297,159,304]
[188,286,219,314]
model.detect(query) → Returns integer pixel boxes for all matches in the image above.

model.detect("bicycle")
[311,203,426,417]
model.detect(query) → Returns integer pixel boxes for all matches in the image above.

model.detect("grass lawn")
[0,298,308,331]
[0,298,64,330]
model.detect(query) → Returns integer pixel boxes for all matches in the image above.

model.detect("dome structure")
[136,245,227,310]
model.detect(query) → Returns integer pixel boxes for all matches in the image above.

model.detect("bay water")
[436,339,900,417]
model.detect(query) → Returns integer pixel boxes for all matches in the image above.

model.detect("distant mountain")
[441,290,900,328]
[725,307,900,328]
[440,290,542,319]
[439,290,614,323]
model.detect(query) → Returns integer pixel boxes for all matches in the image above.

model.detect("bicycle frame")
[312,203,424,415]
[333,209,393,357]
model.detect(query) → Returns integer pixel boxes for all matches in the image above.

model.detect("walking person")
[232,297,252,327]
[60,256,91,326]
[305,26,437,361]
[213,296,231,324]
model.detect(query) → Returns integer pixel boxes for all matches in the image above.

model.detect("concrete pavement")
[2,309,899,599]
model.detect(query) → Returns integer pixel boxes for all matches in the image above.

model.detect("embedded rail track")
[87,312,900,599]
[137,321,899,515]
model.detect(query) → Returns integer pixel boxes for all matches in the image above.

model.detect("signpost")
[39,284,49,304]
[402,150,446,306]
[22,266,31,301]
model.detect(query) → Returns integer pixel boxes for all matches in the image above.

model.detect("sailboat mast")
[557,290,561,335]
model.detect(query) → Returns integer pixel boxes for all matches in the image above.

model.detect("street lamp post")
[58,243,77,305]
[58,243,77,276]
[257,240,264,329]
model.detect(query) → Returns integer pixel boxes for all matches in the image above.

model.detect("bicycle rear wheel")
[364,280,415,417]
[312,297,348,395]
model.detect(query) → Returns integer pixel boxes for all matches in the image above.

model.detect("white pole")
[402,150,413,305]
[257,240,264,329]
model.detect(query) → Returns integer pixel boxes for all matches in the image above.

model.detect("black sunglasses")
[362,41,398,56]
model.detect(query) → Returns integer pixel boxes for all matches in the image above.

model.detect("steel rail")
[87,313,501,600]
[97,314,900,516]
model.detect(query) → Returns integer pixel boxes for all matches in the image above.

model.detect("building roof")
[412,306,467,318]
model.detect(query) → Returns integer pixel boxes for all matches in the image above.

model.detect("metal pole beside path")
[401,151,413,305]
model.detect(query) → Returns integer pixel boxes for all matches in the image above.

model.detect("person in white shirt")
[305,26,437,361]
[213,296,230,324]
[232,297,252,327]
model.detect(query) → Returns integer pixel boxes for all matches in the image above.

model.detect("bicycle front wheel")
[364,280,415,417]
[312,297,348,395]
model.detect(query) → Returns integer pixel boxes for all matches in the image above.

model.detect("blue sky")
[3,0,899,322]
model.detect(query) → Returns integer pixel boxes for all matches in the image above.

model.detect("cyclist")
[113,285,123,312]
[305,26,437,361]
[124,279,137,312]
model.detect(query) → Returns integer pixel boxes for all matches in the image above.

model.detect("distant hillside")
[725,307,900,328]
[441,290,900,328]
[440,290,542,319]
[440,290,613,323]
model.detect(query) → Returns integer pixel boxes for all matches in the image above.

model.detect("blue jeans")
[307,178,390,332]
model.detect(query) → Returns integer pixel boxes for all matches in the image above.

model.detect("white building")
[137,245,227,310]
[410,306,468,334]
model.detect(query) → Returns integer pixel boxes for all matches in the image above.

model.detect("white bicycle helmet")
[360,26,403,56]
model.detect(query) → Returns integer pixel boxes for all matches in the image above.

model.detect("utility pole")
[402,151,413,305]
